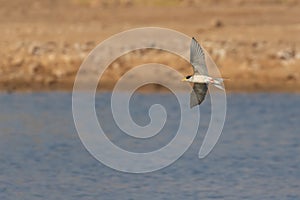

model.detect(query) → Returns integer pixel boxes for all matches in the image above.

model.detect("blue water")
[0,92,299,200]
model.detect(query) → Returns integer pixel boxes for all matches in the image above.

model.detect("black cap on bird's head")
[182,75,193,82]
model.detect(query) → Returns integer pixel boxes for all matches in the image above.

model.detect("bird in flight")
[182,37,224,108]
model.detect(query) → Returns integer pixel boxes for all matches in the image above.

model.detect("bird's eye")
[186,75,191,79]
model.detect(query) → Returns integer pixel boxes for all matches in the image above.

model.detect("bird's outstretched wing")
[190,83,208,108]
[190,37,208,76]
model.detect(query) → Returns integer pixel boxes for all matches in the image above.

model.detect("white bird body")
[185,75,224,90]
[182,37,225,107]
[186,75,212,83]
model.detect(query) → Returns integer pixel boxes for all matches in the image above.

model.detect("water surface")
[0,93,299,200]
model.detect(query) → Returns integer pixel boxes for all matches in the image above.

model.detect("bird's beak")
[181,78,187,82]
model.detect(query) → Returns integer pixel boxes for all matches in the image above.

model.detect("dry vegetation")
[0,0,300,92]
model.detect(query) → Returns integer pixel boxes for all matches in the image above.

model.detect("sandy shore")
[1,0,300,92]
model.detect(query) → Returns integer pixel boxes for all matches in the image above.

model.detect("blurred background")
[1,0,300,92]
[1,1,300,200]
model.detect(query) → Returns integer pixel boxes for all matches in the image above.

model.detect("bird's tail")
[212,78,225,90]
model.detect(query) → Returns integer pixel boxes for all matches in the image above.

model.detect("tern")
[182,37,224,108]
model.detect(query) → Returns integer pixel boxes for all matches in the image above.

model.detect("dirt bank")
[1,0,300,92]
